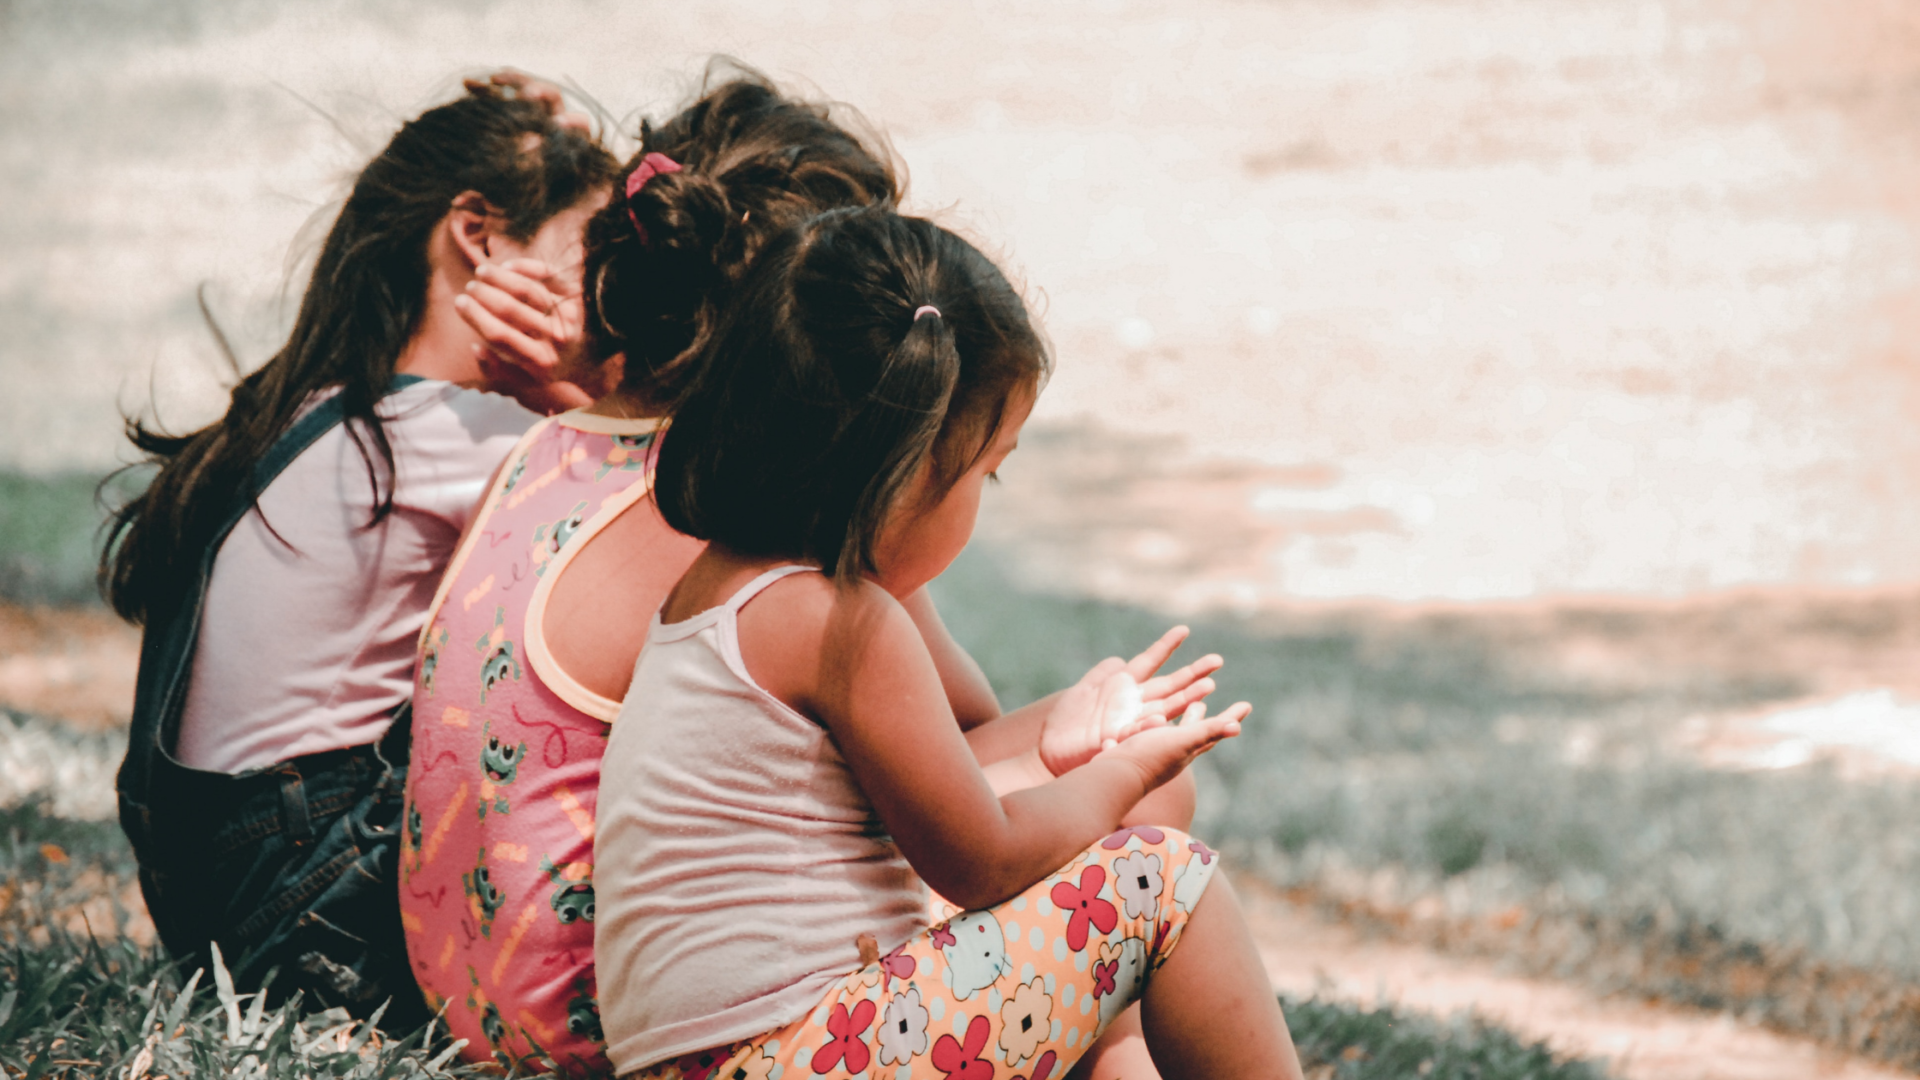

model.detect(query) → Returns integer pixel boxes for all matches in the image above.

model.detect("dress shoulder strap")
[722,565,819,615]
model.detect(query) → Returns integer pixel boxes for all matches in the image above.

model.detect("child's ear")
[446,191,501,270]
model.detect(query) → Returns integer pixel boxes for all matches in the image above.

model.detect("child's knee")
[1068,825,1218,925]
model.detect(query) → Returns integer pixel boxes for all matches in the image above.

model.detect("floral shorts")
[634,826,1219,1080]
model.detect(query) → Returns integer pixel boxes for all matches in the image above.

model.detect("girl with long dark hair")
[103,80,620,1026]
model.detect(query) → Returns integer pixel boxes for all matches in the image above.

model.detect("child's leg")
[643,827,1296,1080]
[1065,1006,1153,1080]
[1140,870,1302,1080]
[970,712,1191,1080]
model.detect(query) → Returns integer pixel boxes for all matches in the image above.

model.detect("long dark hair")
[654,207,1050,580]
[581,66,900,407]
[101,87,619,626]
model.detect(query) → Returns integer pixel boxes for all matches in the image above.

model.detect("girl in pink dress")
[399,74,898,1073]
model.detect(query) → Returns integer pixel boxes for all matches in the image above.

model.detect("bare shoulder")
[737,572,917,716]
[738,571,906,650]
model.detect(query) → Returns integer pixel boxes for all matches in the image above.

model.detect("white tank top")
[594,565,928,1072]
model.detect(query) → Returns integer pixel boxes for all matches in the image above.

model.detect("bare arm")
[901,587,1001,729]
[742,575,1243,911]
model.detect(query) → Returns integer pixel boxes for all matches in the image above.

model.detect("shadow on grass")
[933,545,1920,1065]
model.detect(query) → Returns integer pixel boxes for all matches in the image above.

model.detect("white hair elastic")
[913,305,941,321]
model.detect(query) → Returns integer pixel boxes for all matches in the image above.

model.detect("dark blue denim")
[117,376,430,1031]
[132,719,427,1030]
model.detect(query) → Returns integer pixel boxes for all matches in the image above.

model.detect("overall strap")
[252,374,427,491]
[117,375,429,856]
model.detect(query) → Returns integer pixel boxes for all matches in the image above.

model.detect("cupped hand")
[472,353,597,415]
[1035,626,1231,777]
[456,258,617,403]
[1126,625,1225,732]
[1038,666,1139,777]
[1095,699,1249,795]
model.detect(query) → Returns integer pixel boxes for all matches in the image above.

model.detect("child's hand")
[1095,699,1249,795]
[1035,626,1227,777]
[465,70,595,134]
[459,258,619,406]
[1125,625,1225,731]
[1037,666,1149,777]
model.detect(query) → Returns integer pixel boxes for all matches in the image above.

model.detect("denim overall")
[116,375,430,1032]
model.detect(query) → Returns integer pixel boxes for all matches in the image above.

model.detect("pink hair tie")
[625,152,682,244]
[913,305,941,321]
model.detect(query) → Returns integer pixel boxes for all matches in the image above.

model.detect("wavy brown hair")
[581,65,901,407]
[102,87,620,626]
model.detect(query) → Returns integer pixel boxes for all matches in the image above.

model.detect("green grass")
[0,796,1613,1079]
[0,796,484,1080]
[0,928,475,1080]
[1283,996,1609,1080]
[7,468,1910,1069]
[929,546,1920,1063]
[0,470,145,608]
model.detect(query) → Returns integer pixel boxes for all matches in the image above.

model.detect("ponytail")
[653,207,1049,582]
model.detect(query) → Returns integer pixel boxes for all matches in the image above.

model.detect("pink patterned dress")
[399,410,687,1074]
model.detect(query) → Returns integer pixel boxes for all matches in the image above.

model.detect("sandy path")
[1240,879,1910,1080]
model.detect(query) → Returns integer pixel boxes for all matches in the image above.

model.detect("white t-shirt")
[175,379,537,774]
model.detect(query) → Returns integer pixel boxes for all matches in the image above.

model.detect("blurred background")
[3,0,1920,1075]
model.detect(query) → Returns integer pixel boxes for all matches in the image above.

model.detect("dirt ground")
[1242,879,1913,1080]
[0,605,138,731]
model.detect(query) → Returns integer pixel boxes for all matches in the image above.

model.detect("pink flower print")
[1111,851,1165,921]
[1050,866,1119,951]
[1015,1050,1060,1080]
[1101,826,1165,850]
[811,999,876,1075]
[929,922,957,949]
[930,1014,994,1080]
[1092,939,1149,1030]
[881,942,918,984]
[1188,838,1217,864]
[1091,957,1118,999]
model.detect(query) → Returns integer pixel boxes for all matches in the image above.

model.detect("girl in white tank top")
[596,209,1305,1080]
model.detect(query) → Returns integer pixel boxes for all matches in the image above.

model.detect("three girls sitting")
[110,67,1301,1079]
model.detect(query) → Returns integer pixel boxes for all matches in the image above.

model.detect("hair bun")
[626,168,737,268]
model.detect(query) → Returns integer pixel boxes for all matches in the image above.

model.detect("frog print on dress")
[474,607,521,704]
[594,431,654,481]
[530,500,590,577]
[478,718,526,820]
[541,856,596,924]
[400,414,661,1076]
[421,627,448,697]
[463,848,506,938]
